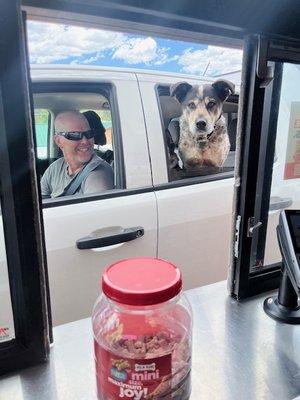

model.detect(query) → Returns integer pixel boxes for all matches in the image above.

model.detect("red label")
[95,342,173,399]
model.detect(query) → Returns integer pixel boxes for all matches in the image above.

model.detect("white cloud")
[28,21,126,63]
[178,46,242,76]
[154,49,179,66]
[81,53,105,64]
[112,37,171,65]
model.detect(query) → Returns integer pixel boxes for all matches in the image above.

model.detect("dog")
[170,79,235,173]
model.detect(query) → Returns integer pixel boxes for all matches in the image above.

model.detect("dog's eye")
[207,101,216,109]
[188,102,196,109]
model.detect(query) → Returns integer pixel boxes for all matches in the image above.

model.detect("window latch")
[247,217,262,237]
[256,36,274,88]
[234,215,241,258]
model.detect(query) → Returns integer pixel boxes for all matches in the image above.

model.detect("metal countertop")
[1,280,300,400]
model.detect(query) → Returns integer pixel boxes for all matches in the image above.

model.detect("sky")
[27,21,243,78]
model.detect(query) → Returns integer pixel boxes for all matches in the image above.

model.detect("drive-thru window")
[25,35,242,327]
[1,0,300,387]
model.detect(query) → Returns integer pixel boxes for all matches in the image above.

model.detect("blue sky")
[27,21,242,78]
[63,36,207,74]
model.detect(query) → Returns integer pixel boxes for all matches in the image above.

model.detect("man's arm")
[82,162,114,194]
[40,168,52,199]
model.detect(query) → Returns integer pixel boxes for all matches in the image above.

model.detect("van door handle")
[76,227,144,250]
[269,197,293,211]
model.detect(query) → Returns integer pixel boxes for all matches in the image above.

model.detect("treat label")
[95,341,172,399]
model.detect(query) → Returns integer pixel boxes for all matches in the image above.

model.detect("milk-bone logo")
[132,363,159,380]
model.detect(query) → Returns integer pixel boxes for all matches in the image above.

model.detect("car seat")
[222,117,237,169]
[159,95,182,167]
[83,110,106,146]
[83,110,114,166]
[228,118,237,151]
[159,95,182,134]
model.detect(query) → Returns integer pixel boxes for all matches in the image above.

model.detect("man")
[41,111,114,199]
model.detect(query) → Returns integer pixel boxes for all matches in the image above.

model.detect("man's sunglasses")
[56,130,95,141]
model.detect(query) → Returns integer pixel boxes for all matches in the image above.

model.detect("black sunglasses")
[56,130,95,141]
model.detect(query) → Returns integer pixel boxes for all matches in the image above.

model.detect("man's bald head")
[55,111,90,133]
[53,111,95,173]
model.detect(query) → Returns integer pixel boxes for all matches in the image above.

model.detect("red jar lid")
[102,258,182,306]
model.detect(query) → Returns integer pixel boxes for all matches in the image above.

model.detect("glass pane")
[0,206,15,343]
[264,63,300,266]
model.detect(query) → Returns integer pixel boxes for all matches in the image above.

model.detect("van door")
[137,74,236,289]
[34,71,157,326]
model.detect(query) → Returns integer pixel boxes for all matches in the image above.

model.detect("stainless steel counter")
[1,281,300,400]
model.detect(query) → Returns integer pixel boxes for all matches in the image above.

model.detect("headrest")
[168,120,180,146]
[228,118,237,151]
[159,96,182,130]
[83,110,106,146]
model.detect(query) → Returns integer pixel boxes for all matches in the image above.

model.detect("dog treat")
[93,258,192,399]
[111,332,175,357]
[112,359,131,371]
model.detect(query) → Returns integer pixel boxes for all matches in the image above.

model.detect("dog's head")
[170,80,235,142]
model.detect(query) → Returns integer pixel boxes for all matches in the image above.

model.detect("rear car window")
[156,84,238,182]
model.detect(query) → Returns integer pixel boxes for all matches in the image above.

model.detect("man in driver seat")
[41,111,114,199]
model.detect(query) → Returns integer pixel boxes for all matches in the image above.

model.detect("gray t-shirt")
[41,153,114,199]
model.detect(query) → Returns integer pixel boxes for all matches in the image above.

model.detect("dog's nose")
[196,119,207,130]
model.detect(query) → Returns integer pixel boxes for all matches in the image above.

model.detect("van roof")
[30,64,240,93]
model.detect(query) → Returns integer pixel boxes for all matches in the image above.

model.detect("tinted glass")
[262,63,300,269]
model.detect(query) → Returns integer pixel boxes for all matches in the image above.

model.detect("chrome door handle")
[76,226,144,250]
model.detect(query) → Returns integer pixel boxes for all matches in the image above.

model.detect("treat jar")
[92,258,193,400]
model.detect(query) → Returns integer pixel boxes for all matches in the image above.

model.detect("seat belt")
[60,160,101,197]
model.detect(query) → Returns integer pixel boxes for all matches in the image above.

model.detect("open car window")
[156,84,238,182]
[33,87,119,200]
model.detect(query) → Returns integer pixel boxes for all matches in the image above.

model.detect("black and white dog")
[170,80,235,172]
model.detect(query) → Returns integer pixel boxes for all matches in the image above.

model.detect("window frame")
[155,83,238,185]
[0,4,50,375]
[32,81,126,206]
[1,0,298,379]
[230,35,300,299]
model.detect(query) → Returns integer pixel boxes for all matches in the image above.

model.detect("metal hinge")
[234,215,241,258]
[256,36,274,88]
[247,217,262,237]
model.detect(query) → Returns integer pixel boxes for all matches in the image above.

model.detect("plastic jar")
[92,258,192,400]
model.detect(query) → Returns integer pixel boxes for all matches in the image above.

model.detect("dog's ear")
[212,80,235,102]
[170,82,192,103]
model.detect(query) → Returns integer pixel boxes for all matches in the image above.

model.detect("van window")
[33,87,120,200]
[156,85,238,182]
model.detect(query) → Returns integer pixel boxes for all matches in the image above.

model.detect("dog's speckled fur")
[170,79,234,172]
[178,115,230,168]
